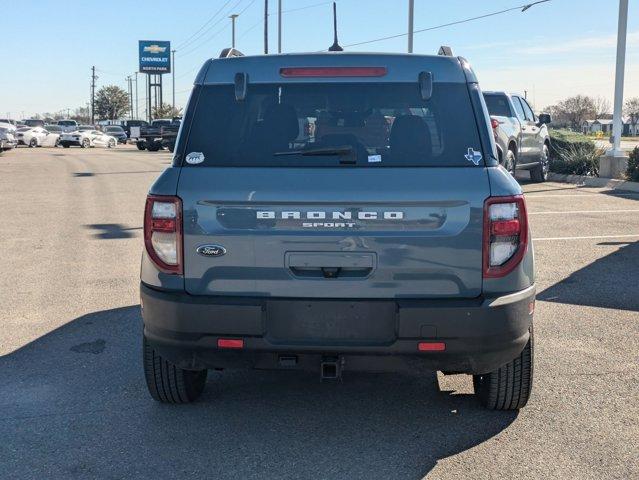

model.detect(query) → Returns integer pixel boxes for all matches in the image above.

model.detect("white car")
[59,130,117,148]
[0,122,18,153]
[16,127,61,147]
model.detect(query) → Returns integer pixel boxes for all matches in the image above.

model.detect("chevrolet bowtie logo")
[143,44,166,54]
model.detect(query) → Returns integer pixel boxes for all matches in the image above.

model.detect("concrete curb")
[547,172,639,193]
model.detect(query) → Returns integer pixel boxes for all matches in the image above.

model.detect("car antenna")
[328,2,343,52]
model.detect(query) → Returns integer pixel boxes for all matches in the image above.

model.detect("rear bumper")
[141,283,535,375]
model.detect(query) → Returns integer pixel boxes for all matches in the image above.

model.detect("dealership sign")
[139,40,171,73]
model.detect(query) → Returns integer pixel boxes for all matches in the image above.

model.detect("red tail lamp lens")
[217,338,244,349]
[418,342,446,352]
[280,67,387,77]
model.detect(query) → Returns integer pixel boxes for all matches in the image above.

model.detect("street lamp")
[229,14,239,48]
[601,0,629,178]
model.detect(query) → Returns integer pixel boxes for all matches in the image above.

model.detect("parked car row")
[0,121,119,154]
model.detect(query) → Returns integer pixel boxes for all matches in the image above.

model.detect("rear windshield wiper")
[273,145,355,163]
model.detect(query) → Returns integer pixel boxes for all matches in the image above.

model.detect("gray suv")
[140,50,535,410]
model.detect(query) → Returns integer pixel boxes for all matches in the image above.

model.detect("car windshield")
[184,82,481,167]
[46,126,62,132]
[483,94,512,117]
[105,127,124,133]
[79,126,93,130]
[58,121,76,126]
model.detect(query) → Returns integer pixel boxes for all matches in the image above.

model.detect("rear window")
[58,120,77,126]
[183,82,482,167]
[483,94,512,117]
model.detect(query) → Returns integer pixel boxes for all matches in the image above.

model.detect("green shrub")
[549,129,593,156]
[627,147,639,182]
[548,129,601,176]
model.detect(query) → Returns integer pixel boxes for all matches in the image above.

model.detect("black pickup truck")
[136,117,181,152]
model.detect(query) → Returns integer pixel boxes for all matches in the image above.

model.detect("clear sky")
[1,0,637,119]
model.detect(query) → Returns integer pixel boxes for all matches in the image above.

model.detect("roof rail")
[437,45,453,56]
[219,48,244,58]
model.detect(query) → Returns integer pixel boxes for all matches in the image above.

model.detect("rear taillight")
[144,195,182,274]
[483,195,528,278]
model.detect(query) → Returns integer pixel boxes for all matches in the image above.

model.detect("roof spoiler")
[437,45,453,56]
[219,48,244,58]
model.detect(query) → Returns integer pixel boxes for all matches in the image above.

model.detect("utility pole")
[134,72,139,120]
[407,0,414,53]
[90,66,97,124]
[126,75,133,119]
[264,0,269,54]
[171,50,176,112]
[278,0,282,53]
[230,14,238,48]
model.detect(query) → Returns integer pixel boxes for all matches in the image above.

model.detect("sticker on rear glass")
[464,148,482,165]
[186,152,205,165]
[368,154,382,163]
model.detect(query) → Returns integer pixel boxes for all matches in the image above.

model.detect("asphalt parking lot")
[0,146,637,479]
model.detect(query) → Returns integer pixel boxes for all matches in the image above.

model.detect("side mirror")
[538,113,551,125]
[234,72,248,101]
[419,71,433,101]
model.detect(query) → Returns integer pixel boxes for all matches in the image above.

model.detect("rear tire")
[81,138,90,148]
[143,336,207,403]
[147,141,161,152]
[136,141,146,151]
[530,144,549,182]
[29,138,38,148]
[473,327,533,410]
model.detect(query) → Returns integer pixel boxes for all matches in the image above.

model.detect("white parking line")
[529,209,639,215]
[525,193,639,198]
[533,234,639,241]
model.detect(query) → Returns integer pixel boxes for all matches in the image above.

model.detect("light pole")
[408,0,414,53]
[230,14,239,48]
[609,0,628,157]
[171,49,176,112]
[601,0,629,178]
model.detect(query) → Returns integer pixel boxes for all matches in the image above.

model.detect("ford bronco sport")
[141,49,535,410]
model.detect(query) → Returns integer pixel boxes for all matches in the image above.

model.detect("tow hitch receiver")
[320,356,342,381]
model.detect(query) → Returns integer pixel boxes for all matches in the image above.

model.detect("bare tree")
[624,97,639,131]
[593,96,611,118]
[546,95,597,129]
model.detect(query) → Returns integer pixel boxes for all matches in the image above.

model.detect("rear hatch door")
[178,76,490,299]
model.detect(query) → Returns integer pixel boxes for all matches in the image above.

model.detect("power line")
[332,0,551,49]
[177,0,248,56]
[175,0,234,50]
[277,0,333,15]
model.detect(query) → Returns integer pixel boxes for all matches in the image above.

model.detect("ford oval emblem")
[196,244,227,257]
